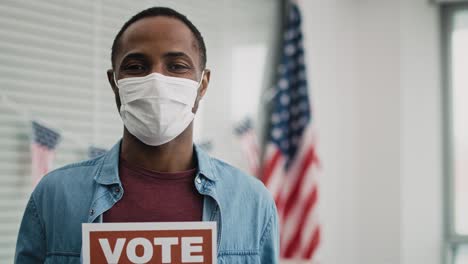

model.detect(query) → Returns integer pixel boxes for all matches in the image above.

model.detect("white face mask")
[115,72,204,146]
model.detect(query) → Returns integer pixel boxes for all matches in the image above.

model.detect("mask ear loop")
[197,70,205,88]
[113,72,119,89]
[193,70,205,108]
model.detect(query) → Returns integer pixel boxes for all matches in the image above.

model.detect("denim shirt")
[15,141,279,264]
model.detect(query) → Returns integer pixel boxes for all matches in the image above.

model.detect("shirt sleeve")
[15,195,46,263]
[259,202,280,264]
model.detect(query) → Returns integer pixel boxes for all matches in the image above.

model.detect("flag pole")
[259,0,291,164]
[261,0,291,104]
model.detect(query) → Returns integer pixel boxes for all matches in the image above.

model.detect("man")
[15,6,279,264]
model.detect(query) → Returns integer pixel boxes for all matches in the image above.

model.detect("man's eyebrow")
[163,51,192,61]
[121,52,148,63]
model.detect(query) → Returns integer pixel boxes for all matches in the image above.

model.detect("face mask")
[115,72,204,146]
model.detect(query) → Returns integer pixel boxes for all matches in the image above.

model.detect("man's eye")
[123,64,145,71]
[168,63,190,72]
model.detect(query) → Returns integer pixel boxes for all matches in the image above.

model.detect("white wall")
[299,0,443,264]
[400,1,443,264]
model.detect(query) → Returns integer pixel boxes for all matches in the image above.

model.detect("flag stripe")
[262,149,282,186]
[282,146,318,217]
[303,227,321,259]
[31,121,61,185]
[281,173,318,255]
[244,132,260,173]
[234,118,260,176]
[265,151,287,205]
[283,185,318,257]
[280,168,318,250]
[297,166,321,256]
[275,125,315,215]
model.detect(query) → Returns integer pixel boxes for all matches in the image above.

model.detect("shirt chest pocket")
[218,252,260,264]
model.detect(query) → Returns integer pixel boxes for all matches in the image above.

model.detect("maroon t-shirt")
[103,158,203,222]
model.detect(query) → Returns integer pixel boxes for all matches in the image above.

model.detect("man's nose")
[150,63,165,76]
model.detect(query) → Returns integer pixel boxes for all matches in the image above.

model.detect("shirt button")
[114,187,120,193]
[89,209,95,216]
[196,177,202,184]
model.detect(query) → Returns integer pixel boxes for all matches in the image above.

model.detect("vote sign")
[82,222,217,264]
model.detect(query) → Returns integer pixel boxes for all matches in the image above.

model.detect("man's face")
[107,16,210,112]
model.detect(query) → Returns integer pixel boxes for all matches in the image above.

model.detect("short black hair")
[111,7,207,69]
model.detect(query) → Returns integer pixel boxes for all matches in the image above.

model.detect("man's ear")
[192,69,211,113]
[107,69,121,111]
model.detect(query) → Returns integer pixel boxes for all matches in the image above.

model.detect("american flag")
[261,2,321,261]
[88,146,107,159]
[234,117,260,176]
[31,121,61,185]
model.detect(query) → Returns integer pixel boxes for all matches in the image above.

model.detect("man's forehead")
[117,16,199,61]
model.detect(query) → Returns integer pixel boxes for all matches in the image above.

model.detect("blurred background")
[0,0,467,263]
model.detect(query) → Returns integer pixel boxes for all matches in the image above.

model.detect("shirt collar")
[194,144,217,182]
[94,140,218,185]
[94,140,121,185]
